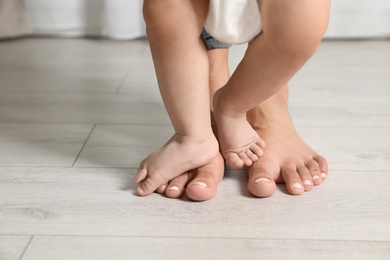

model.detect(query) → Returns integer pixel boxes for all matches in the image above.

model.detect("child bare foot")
[135,132,219,196]
[213,88,265,169]
[139,1,219,196]
[246,86,328,197]
[209,0,330,170]
[154,46,229,202]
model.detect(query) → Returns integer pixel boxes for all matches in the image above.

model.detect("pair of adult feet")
[153,85,328,201]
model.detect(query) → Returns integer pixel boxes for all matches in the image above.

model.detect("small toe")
[239,152,253,167]
[224,152,244,169]
[282,167,305,195]
[297,165,313,191]
[245,149,259,162]
[165,173,188,198]
[257,138,266,149]
[312,174,322,185]
[156,184,167,194]
[314,155,328,176]
[306,160,322,186]
[134,167,147,184]
[250,143,264,158]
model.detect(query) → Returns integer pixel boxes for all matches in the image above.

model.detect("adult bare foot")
[246,86,328,197]
[156,152,224,201]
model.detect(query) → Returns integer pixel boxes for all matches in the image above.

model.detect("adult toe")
[315,155,329,179]
[297,165,314,191]
[156,184,168,194]
[186,154,224,201]
[306,160,323,186]
[282,166,305,195]
[247,163,277,198]
[165,173,189,198]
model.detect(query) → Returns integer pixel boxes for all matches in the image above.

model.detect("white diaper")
[204,0,262,45]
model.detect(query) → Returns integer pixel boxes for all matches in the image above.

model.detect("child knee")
[268,27,326,63]
[143,2,171,37]
[287,36,322,60]
[265,13,329,61]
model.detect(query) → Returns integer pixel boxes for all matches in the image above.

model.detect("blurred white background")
[25,0,145,39]
[1,0,390,39]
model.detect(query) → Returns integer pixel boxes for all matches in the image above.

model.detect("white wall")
[25,0,390,40]
[26,0,145,40]
[326,0,390,38]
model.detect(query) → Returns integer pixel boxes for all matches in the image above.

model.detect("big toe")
[247,166,277,198]
[137,176,159,196]
[186,178,217,202]
[186,154,224,201]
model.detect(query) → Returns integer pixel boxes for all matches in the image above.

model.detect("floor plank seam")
[115,70,130,94]
[2,234,390,243]
[72,124,97,167]
[18,235,33,260]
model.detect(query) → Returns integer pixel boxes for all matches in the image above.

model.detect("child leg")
[135,0,219,196]
[214,0,330,169]
[155,30,231,201]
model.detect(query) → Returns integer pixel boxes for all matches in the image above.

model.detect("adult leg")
[135,0,219,196]
[214,0,331,169]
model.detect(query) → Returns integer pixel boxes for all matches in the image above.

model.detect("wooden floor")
[0,38,389,260]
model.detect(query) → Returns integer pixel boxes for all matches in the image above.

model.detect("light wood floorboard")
[0,38,389,259]
[22,236,390,260]
[0,123,93,167]
[1,167,390,241]
[0,236,32,260]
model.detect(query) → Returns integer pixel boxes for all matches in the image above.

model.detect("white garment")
[204,0,262,44]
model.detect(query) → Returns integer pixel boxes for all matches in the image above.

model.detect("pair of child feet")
[135,87,328,201]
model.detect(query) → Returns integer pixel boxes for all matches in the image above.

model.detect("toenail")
[292,183,303,189]
[255,177,271,183]
[313,175,320,180]
[192,182,207,188]
[168,186,179,191]
[303,180,312,186]
[137,186,144,194]
[321,173,327,178]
